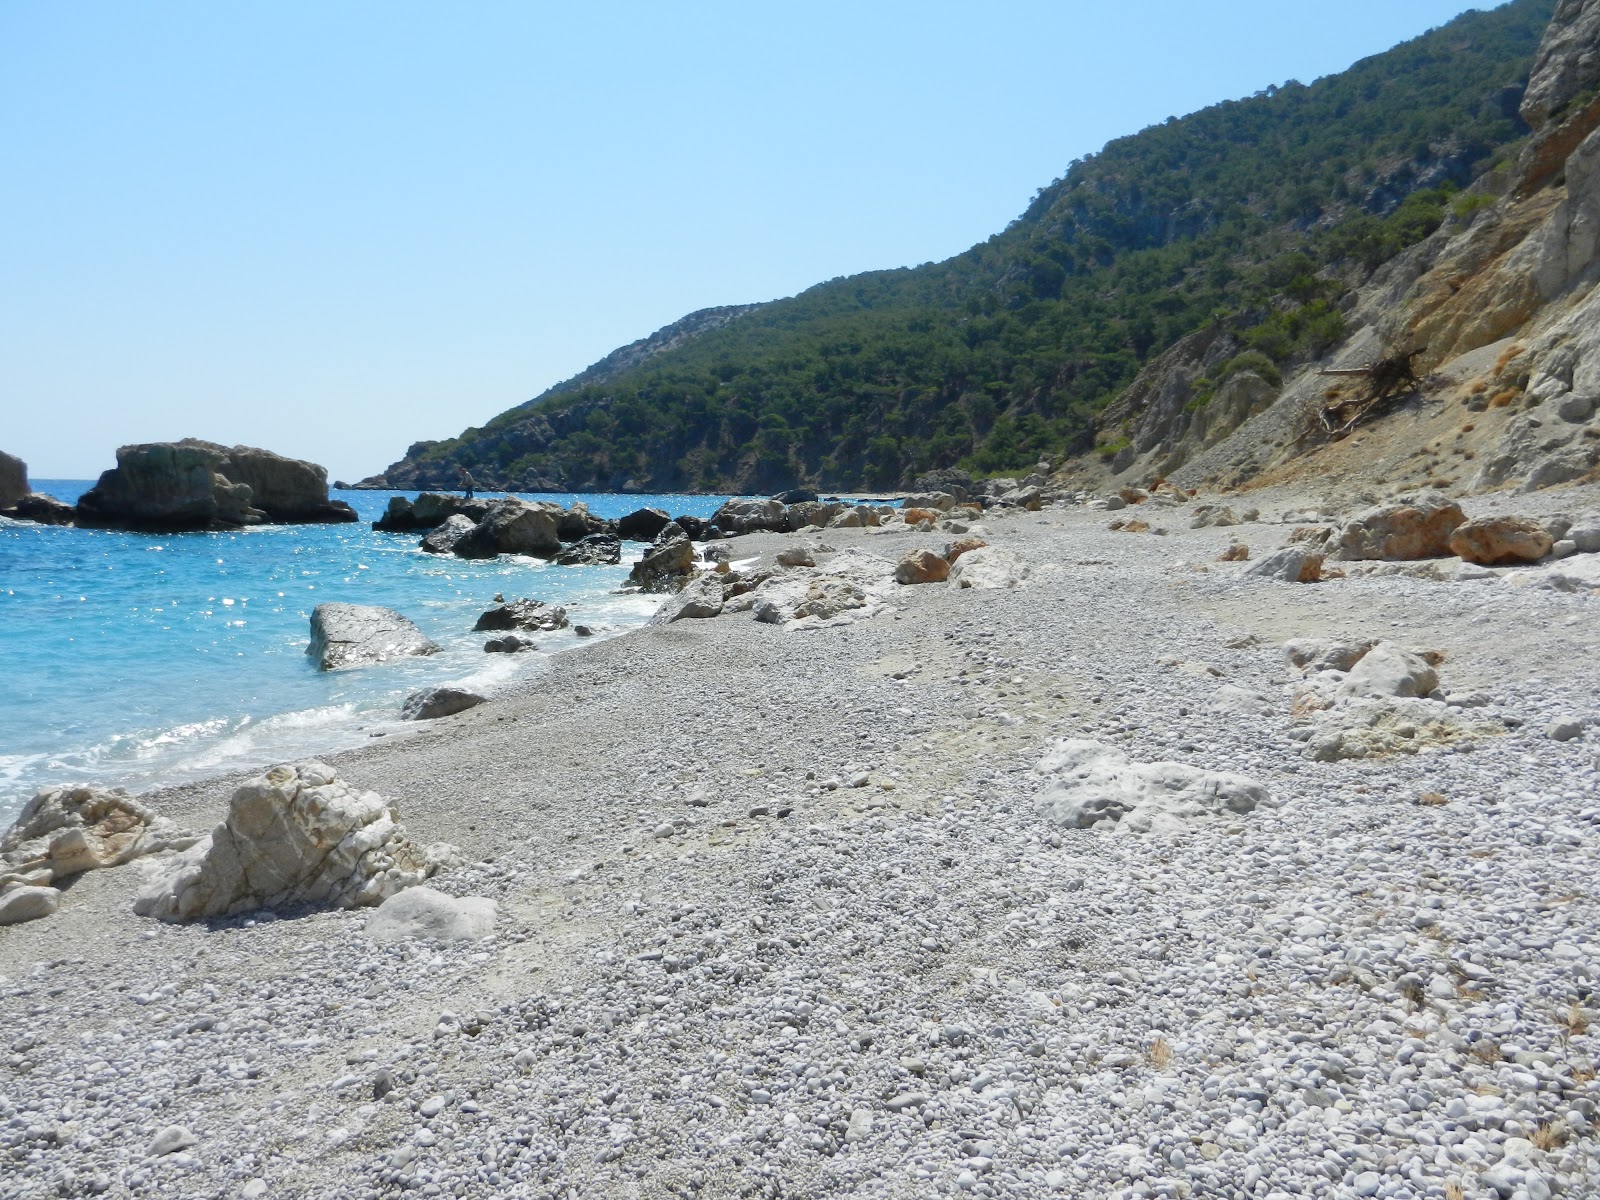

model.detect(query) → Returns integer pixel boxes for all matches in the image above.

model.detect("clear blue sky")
[2,1,1499,481]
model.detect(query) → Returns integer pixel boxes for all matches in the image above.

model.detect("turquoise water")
[0,485,729,825]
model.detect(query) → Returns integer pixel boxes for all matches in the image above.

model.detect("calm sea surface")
[0,485,730,826]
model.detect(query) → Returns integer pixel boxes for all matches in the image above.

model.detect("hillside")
[364,0,1555,495]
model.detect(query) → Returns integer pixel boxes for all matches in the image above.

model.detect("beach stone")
[1245,547,1324,582]
[364,886,497,943]
[1338,642,1439,699]
[1,784,198,885]
[944,537,988,563]
[651,573,725,623]
[0,885,61,925]
[1034,739,1272,833]
[1569,524,1600,553]
[776,547,815,568]
[894,549,950,585]
[616,507,671,541]
[474,599,569,633]
[1284,638,1374,673]
[948,546,1030,589]
[1548,717,1586,741]
[1332,495,1465,560]
[134,761,454,921]
[307,604,439,670]
[628,535,695,592]
[1448,517,1555,565]
[1189,504,1241,528]
[452,499,562,559]
[149,1126,196,1156]
[400,686,487,721]
[553,534,622,566]
[419,513,477,554]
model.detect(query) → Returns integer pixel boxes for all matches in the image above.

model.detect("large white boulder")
[1034,740,1273,834]
[134,761,455,922]
[948,546,1030,590]
[0,885,62,926]
[2,784,198,886]
[1338,641,1439,700]
[364,886,497,943]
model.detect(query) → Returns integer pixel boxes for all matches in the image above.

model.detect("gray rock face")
[374,493,489,532]
[452,500,561,559]
[553,534,622,566]
[0,450,27,509]
[364,886,497,943]
[400,686,487,721]
[75,440,356,531]
[420,513,477,554]
[473,599,569,633]
[1520,0,1600,128]
[133,761,455,921]
[307,603,439,670]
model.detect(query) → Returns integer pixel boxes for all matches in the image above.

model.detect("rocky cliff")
[76,440,357,531]
[1074,0,1600,500]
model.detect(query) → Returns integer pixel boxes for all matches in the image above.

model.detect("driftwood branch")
[1312,347,1427,438]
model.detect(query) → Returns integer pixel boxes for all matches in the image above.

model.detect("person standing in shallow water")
[458,466,476,499]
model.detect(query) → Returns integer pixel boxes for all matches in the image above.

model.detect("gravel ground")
[4,485,1600,1200]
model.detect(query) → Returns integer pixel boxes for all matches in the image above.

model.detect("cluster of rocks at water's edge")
[0,441,357,530]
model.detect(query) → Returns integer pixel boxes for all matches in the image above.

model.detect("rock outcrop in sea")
[75,439,357,531]
[0,450,76,525]
[307,603,440,670]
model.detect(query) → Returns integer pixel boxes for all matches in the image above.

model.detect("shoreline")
[4,487,1600,1197]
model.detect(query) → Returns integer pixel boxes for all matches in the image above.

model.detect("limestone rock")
[553,534,622,566]
[1520,0,1600,128]
[1,785,198,886]
[894,549,950,585]
[1284,639,1375,674]
[900,492,958,513]
[1303,698,1503,761]
[786,501,844,531]
[9,493,76,525]
[374,492,489,532]
[776,547,815,568]
[711,498,787,535]
[308,604,440,670]
[616,507,672,541]
[134,761,455,921]
[452,499,561,559]
[749,550,894,627]
[948,546,1030,589]
[1035,740,1273,834]
[944,537,988,563]
[1332,496,1465,561]
[1189,505,1241,529]
[0,885,62,926]
[556,501,611,542]
[1338,642,1439,700]
[77,439,355,531]
[1448,517,1556,565]
[419,513,478,554]
[628,535,695,592]
[473,599,569,633]
[0,450,28,509]
[364,886,497,943]
[650,572,726,623]
[1245,547,1324,583]
[400,686,487,721]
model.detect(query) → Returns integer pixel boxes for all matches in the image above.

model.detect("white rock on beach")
[133,761,455,921]
[1,783,198,886]
[1034,739,1273,833]
[364,886,497,943]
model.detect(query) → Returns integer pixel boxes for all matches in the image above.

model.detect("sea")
[0,485,731,828]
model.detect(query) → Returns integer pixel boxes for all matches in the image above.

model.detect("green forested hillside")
[378,0,1553,494]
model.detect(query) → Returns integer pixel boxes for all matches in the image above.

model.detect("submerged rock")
[308,603,440,670]
[134,761,456,922]
[473,599,569,632]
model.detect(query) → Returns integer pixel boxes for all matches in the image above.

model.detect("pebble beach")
[4,485,1600,1200]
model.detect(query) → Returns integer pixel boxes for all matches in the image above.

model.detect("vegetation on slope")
[388,0,1553,493]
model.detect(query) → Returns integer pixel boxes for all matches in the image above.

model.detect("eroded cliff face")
[1077,1,1600,500]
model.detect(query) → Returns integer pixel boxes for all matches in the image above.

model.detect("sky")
[1,1,1502,481]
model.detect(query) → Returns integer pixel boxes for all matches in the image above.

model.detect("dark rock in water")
[332,480,351,490]
[484,633,537,653]
[453,500,562,559]
[627,534,695,593]
[617,507,671,542]
[11,494,76,525]
[573,625,595,637]
[307,603,440,670]
[76,440,356,531]
[420,514,477,555]
[773,488,818,505]
[401,686,487,721]
[651,520,686,547]
[673,514,711,541]
[374,493,489,532]
[553,534,622,566]
[0,451,27,510]
[473,598,570,632]
[556,501,613,542]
